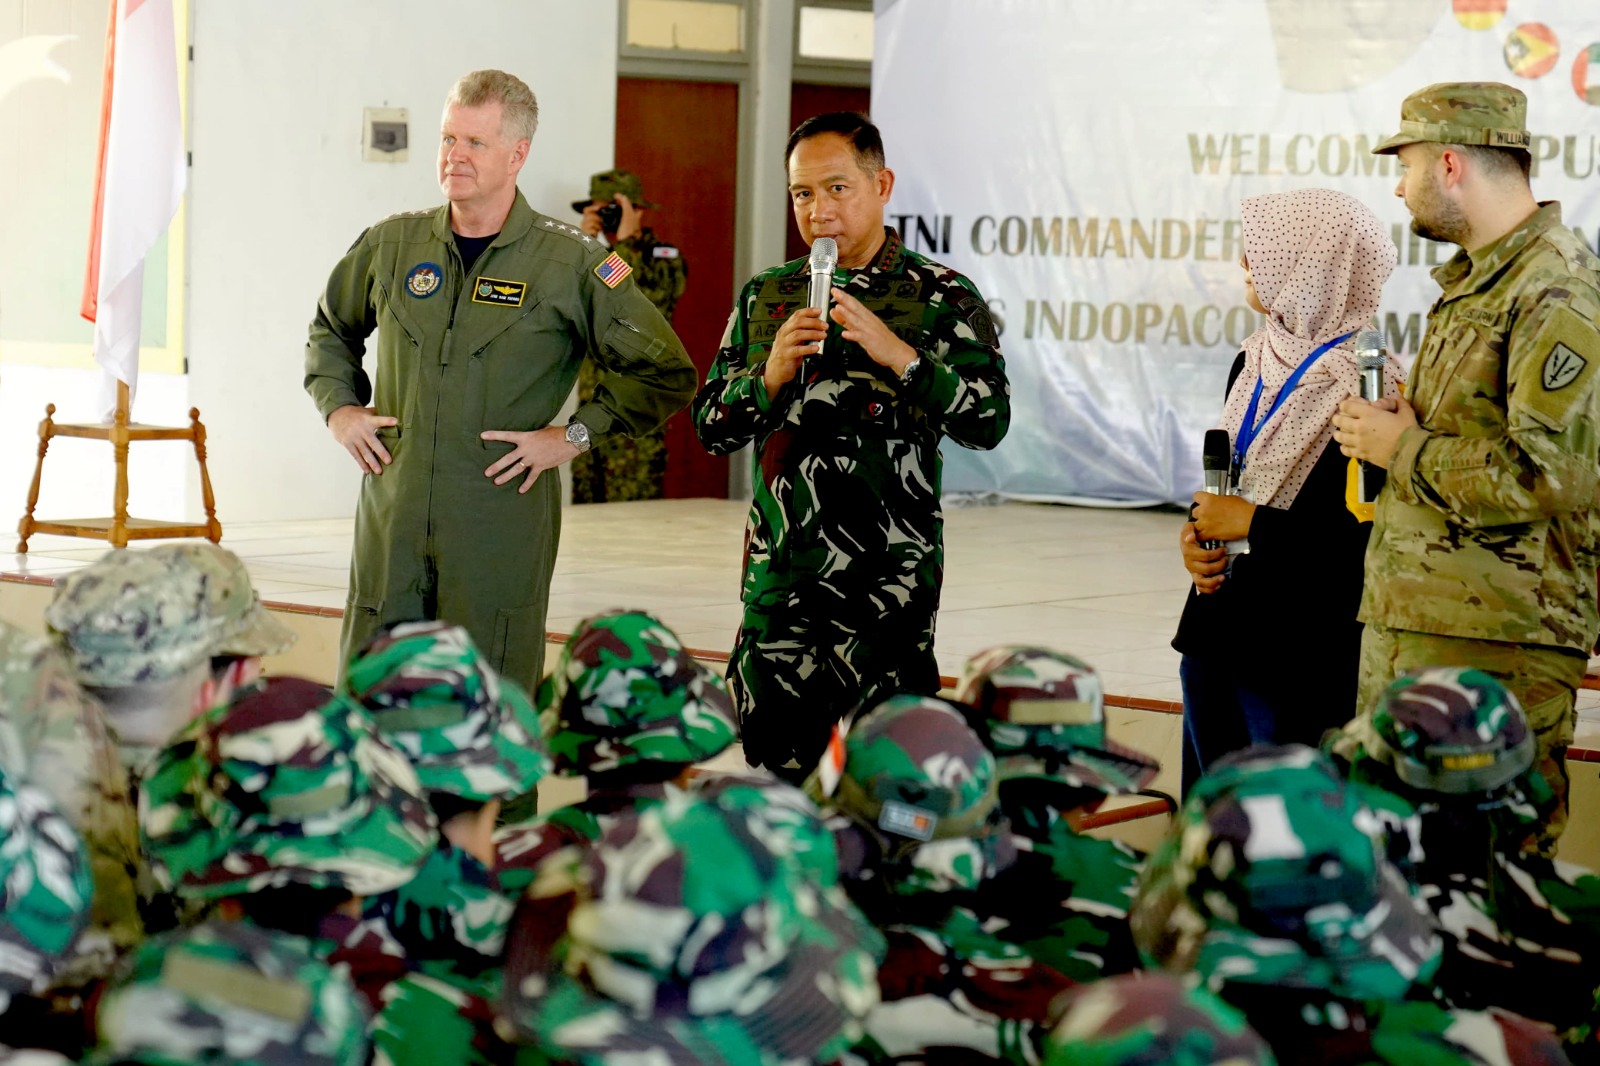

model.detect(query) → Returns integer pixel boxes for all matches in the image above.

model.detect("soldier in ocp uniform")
[693,111,1011,781]
[572,169,689,503]
[1331,82,1600,855]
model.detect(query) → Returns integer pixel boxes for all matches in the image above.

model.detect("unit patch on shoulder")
[594,252,633,289]
[406,262,442,298]
[471,276,527,307]
[957,295,999,347]
[1543,342,1587,391]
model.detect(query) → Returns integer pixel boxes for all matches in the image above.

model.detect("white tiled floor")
[6,497,1599,745]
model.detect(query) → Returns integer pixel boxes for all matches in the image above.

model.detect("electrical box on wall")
[363,107,408,162]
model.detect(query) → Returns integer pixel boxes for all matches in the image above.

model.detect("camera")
[597,202,623,232]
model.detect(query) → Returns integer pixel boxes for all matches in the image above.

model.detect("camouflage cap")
[501,793,880,1065]
[1367,667,1535,798]
[147,542,296,660]
[957,645,1159,795]
[140,676,438,900]
[0,761,93,1009]
[46,548,225,687]
[570,168,659,212]
[346,620,551,802]
[537,610,737,776]
[1372,81,1531,155]
[1045,973,1276,1066]
[93,918,370,1066]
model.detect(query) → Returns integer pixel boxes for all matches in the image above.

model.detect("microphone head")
[1202,428,1232,471]
[809,237,838,273]
[1356,329,1384,354]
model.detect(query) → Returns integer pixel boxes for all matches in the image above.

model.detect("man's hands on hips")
[1332,395,1415,468]
[480,425,581,494]
[328,405,398,474]
[761,292,919,397]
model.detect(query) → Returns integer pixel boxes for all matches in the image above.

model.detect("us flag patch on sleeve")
[594,252,633,289]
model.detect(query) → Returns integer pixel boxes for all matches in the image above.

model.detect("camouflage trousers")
[1345,623,1585,856]
[570,363,666,503]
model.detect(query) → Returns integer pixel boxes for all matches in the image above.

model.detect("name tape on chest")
[471,276,527,307]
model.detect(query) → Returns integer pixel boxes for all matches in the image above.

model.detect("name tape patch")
[471,276,527,307]
[879,800,938,842]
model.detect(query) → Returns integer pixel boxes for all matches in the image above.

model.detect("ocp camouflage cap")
[46,548,225,687]
[346,620,551,802]
[957,645,1159,795]
[537,610,736,776]
[93,918,370,1066]
[0,759,93,1011]
[1045,973,1276,1066]
[147,542,296,660]
[1373,81,1531,155]
[570,168,659,212]
[1367,667,1535,798]
[501,793,880,1065]
[140,676,438,900]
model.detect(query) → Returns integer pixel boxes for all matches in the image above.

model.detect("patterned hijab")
[1220,188,1401,508]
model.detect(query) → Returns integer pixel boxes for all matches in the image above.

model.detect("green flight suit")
[305,192,696,691]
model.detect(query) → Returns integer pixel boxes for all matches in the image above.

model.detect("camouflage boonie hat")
[46,548,225,687]
[148,542,296,660]
[1133,745,1439,1003]
[957,645,1159,795]
[94,919,369,1066]
[1368,667,1536,798]
[346,620,551,802]
[537,610,736,775]
[571,168,659,212]
[501,793,880,1065]
[0,761,93,1010]
[141,676,438,900]
[1373,81,1531,155]
[1045,973,1275,1066]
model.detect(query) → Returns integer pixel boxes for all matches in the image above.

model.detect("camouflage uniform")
[493,610,737,895]
[570,169,688,504]
[93,918,370,1066]
[693,228,1011,778]
[1044,973,1275,1066]
[956,646,1160,983]
[498,787,881,1065]
[1353,82,1600,854]
[824,695,1073,1064]
[1132,744,1569,1065]
[1328,667,1600,1060]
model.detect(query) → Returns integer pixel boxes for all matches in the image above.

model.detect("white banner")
[875,0,1600,505]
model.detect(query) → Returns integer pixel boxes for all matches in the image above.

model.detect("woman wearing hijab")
[1171,188,1402,789]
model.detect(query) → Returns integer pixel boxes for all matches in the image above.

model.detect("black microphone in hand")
[807,237,838,355]
[1199,428,1232,550]
[1355,329,1387,504]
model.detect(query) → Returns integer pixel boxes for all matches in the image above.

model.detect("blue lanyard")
[1232,331,1354,475]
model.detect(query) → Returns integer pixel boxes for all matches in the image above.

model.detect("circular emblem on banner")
[1504,23,1560,79]
[406,262,442,298]
[1575,43,1600,104]
[1452,0,1505,31]
[478,281,493,297]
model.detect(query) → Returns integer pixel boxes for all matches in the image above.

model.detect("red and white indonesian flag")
[81,0,184,416]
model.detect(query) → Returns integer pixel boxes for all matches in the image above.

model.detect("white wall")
[187,0,619,522]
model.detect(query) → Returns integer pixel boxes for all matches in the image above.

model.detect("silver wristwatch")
[900,357,923,384]
[565,418,592,454]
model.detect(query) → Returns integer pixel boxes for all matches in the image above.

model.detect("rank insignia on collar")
[406,262,442,298]
[471,276,527,307]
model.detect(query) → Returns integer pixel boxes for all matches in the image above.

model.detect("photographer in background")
[572,169,688,502]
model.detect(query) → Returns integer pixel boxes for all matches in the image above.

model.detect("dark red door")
[614,77,739,499]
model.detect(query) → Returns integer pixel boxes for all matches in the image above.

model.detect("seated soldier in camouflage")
[0,743,94,1059]
[498,787,881,1065]
[820,694,1075,1064]
[138,677,458,1052]
[1044,973,1275,1066]
[345,620,550,995]
[1326,667,1600,1058]
[93,918,370,1066]
[1132,744,1569,1066]
[956,646,1159,982]
[492,610,738,895]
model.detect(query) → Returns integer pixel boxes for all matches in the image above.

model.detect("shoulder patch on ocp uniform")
[1544,343,1586,390]
[957,295,999,348]
[1521,306,1600,431]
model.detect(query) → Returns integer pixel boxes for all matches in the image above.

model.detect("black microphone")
[1356,329,1387,504]
[1200,428,1231,550]
[808,237,838,354]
